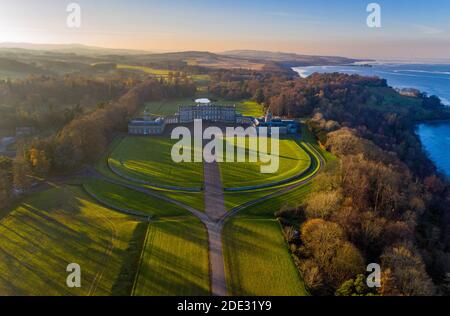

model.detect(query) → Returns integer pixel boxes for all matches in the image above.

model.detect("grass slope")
[0,186,143,296]
[235,101,264,117]
[133,217,210,296]
[96,137,205,211]
[109,136,204,188]
[234,184,312,218]
[84,179,190,218]
[219,137,311,188]
[223,218,307,296]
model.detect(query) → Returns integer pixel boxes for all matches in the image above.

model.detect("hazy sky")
[0,0,449,59]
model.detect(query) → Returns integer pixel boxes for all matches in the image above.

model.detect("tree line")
[0,78,196,210]
[218,72,450,295]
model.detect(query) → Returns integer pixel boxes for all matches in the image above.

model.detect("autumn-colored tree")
[336,274,377,296]
[381,243,435,296]
[305,190,343,219]
[300,219,365,293]
[29,148,51,177]
[378,268,401,296]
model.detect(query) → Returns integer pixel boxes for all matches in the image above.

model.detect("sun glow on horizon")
[0,0,449,59]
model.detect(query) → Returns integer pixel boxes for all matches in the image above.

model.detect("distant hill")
[0,43,151,56]
[0,57,48,75]
[0,43,365,76]
[222,50,363,66]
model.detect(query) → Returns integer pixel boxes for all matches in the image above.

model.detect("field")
[0,186,144,296]
[117,64,170,77]
[117,65,211,85]
[109,136,204,189]
[234,184,312,218]
[133,217,210,296]
[143,98,198,116]
[219,137,311,189]
[223,218,308,296]
[235,101,264,117]
[84,179,190,218]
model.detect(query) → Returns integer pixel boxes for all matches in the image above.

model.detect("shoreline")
[292,64,450,106]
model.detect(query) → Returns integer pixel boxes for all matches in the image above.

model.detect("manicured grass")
[0,186,143,296]
[144,97,197,116]
[234,184,312,218]
[224,189,279,211]
[109,136,204,189]
[219,137,311,189]
[84,179,190,218]
[223,218,308,296]
[160,191,205,212]
[96,136,205,211]
[200,97,264,117]
[143,97,262,117]
[235,101,264,117]
[133,217,210,296]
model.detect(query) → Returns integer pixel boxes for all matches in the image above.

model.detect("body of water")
[293,62,450,178]
[416,123,450,178]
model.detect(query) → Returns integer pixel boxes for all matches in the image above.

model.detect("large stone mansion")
[128,99,299,136]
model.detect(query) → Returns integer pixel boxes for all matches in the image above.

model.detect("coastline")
[292,63,450,106]
[292,65,450,179]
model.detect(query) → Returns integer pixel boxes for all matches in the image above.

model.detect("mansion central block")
[128,101,299,136]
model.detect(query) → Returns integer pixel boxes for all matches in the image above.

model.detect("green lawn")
[144,97,197,116]
[96,136,205,211]
[235,101,264,117]
[143,96,262,117]
[84,179,191,218]
[234,184,312,218]
[219,137,311,189]
[109,136,204,189]
[0,186,144,296]
[223,218,308,296]
[133,217,210,296]
[160,191,205,212]
[224,189,279,211]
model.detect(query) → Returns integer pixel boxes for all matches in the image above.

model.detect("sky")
[0,0,449,59]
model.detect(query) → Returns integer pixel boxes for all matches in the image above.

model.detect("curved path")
[85,140,325,296]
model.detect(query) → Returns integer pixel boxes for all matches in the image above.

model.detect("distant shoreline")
[418,119,450,125]
[292,63,450,106]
